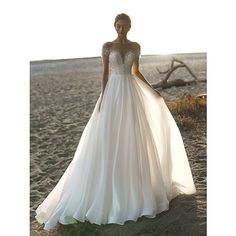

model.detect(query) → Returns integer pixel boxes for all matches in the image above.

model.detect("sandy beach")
[30,52,206,235]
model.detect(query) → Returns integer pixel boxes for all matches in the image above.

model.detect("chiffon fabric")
[35,49,196,230]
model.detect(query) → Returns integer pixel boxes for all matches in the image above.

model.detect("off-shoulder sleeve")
[132,43,141,58]
[135,44,141,58]
[102,43,110,57]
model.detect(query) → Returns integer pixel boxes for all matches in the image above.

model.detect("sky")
[28,0,209,60]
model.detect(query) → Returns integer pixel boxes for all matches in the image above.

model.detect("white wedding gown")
[35,49,196,230]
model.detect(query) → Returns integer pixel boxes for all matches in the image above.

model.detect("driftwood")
[152,58,206,89]
[196,93,207,99]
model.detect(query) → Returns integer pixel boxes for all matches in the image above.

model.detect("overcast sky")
[28,0,209,60]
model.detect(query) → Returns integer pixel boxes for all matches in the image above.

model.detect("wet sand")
[30,53,206,235]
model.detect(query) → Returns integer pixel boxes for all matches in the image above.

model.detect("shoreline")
[30,52,206,64]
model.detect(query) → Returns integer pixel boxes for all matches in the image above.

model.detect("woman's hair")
[114,13,131,28]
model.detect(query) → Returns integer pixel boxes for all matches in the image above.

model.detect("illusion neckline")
[109,49,136,64]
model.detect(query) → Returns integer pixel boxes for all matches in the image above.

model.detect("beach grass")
[166,94,206,127]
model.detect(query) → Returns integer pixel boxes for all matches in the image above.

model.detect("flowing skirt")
[35,73,196,230]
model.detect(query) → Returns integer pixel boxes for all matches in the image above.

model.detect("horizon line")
[30,52,207,63]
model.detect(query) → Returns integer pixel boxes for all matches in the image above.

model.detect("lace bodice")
[102,43,140,74]
[109,50,138,75]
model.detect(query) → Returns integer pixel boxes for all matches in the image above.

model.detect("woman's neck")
[114,36,128,44]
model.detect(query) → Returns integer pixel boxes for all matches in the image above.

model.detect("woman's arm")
[131,43,161,96]
[99,42,110,111]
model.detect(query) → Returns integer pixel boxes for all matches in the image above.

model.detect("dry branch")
[152,58,205,89]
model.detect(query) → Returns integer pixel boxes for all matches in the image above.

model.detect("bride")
[35,13,196,231]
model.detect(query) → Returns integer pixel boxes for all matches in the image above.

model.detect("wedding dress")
[35,48,196,230]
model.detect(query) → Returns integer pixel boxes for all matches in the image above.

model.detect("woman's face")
[115,19,130,38]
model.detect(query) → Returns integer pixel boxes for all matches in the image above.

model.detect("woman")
[98,14,161,112]
[35,13,196,231]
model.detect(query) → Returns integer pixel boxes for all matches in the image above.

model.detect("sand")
[30,53,206,235]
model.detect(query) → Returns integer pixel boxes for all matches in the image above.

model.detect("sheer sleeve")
[102,43,111,57]
[133,43,141,58]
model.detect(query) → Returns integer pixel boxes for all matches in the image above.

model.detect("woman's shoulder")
[102,42,113,49]
[102,42,113,56]
[128,41,141,55]
[128,41,140,48]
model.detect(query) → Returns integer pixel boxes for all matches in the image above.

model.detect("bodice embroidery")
[102,44,140,75]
